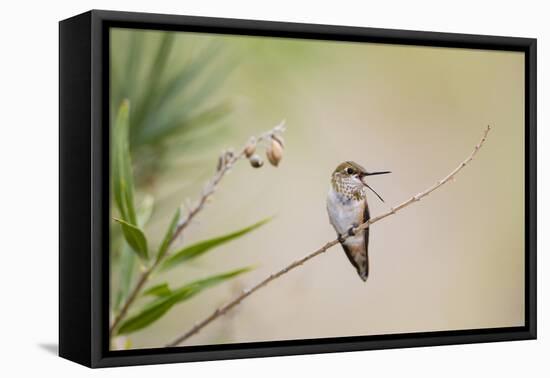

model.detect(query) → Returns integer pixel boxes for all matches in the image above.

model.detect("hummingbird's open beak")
[362,171,391,176]
[359,171,391,203]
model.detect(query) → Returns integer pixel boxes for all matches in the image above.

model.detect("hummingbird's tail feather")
[341,240,369,282]
[361,250,369,282]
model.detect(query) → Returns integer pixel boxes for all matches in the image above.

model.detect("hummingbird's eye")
[345,167,354,175]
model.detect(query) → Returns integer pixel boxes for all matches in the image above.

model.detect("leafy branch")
[165,125,492,347]
[110,31,236,315]
[109,98,287,341]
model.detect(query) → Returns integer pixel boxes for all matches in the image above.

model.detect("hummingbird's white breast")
[326,186,365,236]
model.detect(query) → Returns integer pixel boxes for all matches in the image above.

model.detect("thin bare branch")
[166,125,491,347]
[109,121,286,339]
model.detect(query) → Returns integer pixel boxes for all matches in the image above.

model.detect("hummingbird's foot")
[338,224,359,242]
[347,224,359,237]
[337,233,346,243]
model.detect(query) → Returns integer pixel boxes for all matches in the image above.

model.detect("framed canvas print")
[59,10,536,368]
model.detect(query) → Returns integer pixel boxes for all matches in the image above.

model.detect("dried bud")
[266,137,283,166]
[249,154,264,168]
[244,137,257,158]
[272,134,285,148]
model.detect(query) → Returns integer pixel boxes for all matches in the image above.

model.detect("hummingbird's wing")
[363,201,370,278]
[341,201,370,281]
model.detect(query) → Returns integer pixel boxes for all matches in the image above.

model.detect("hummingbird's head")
[331,161,390,202]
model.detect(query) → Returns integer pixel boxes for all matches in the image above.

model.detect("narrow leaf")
[157,207,181,260]
[112,99,137,225]
[117,296,175,335]
[161,218,272,272]
[142,283,172,298]
[179,267,253,295]
[115,196,155,310]
[117,267,251,335]
[114,218,148,260]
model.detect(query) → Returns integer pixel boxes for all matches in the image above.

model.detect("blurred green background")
[110,27,524,349]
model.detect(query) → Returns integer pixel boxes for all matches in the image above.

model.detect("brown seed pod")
[249,154,264,168]
[266,138,283,166]
[244,137,257,158]
[271,134,285,148]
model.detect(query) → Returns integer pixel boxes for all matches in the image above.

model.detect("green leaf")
[112,99,137,225]
[182,267,252,293]
[114,196,155,310]
[142,283,172,297]
[117,267,251,335]
[114,218,148,260]
[156,207,181,260]
[161,217,272,272]
[117,296,174,336]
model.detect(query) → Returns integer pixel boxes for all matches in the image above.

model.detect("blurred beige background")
[113,30,524,349]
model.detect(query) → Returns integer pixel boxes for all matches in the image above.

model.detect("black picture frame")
[59,9,537,368]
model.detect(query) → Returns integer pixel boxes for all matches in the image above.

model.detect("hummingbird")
[326,161,390,281]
